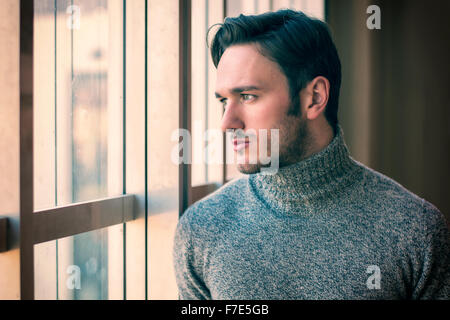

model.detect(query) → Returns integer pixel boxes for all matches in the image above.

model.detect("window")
[227,0,324,19]
[32,0,180,300]
[0,0,323,300]
[33,0,129,300]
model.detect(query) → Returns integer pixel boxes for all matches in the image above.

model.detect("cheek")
[244,97,290,131]
[271,116,301,147]
[253,116,293,152]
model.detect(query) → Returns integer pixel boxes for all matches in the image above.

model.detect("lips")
[232,139,249,152]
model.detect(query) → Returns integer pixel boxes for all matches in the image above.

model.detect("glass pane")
[226,0,324,19]
[59,225,123,300]
[34,0,56,212]
[35,224,123,300]
[59,0,124,205]
[147,0,180,299]
[34,240,57,299]
[34,0,58,300]
[34,0,125,300]
[34,0,124,207]
[124,0,147,300]
[191,0,224,187]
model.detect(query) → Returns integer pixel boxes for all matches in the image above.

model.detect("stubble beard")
[236,111,311,175]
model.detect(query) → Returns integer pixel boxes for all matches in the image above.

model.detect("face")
[215,44,312,174]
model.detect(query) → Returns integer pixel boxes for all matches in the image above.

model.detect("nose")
[220,103,244,133]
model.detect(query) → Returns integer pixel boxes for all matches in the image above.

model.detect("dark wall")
[328,0,450,220]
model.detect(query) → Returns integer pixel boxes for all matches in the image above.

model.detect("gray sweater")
[173,127,450,299]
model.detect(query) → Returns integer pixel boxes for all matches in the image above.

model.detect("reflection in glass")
[57,225,123,300]
[72,72,108,202]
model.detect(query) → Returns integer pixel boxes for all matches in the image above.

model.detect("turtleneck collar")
[248,125,362,216]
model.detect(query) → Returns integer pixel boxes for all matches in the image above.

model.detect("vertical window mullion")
[122,0,127,300]
[19,0,35,300]
[54,0,59,300]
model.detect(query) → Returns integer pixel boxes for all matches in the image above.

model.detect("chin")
[237,163,262,175]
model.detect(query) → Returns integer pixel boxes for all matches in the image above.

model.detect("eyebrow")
[215,86,262,98]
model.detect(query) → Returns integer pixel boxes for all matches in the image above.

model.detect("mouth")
[232,139,249,152]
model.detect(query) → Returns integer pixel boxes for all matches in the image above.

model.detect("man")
[173,9,450,299]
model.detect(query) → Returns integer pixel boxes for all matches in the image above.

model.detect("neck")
[307,122,335,158]
[249,125,361,216]
[283,120,335,167]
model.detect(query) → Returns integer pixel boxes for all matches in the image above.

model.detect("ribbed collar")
[249,125,361,216]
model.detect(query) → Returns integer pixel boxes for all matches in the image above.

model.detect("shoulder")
[176,175,249,241]
[354,159,427,213]
[353,159,448,238]
[191,175,249,212]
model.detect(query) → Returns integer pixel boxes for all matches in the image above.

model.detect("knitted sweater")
[173,127,450,300]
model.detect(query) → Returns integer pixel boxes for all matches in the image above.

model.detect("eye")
[241,94,256,102]
[219,98,227,108]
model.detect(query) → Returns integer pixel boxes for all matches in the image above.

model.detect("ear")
[303,76,330,121]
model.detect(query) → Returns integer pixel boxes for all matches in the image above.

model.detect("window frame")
[16,0,326,299]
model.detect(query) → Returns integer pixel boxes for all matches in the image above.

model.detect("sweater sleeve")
[412,200,450,300]
[173,210,211,300]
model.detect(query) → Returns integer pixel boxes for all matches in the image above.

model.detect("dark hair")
[210,9,341,131]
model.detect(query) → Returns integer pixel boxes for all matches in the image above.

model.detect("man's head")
[211,10,341,174]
